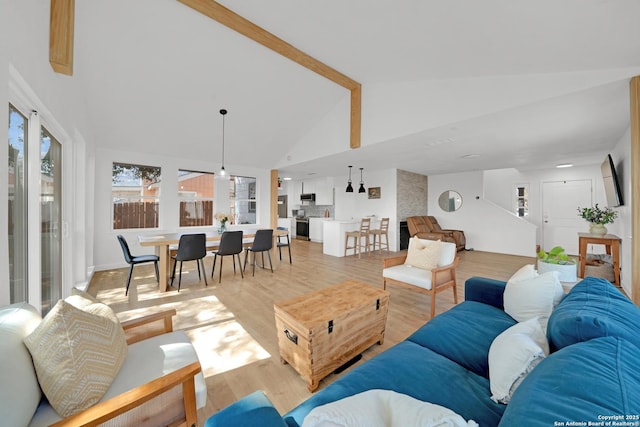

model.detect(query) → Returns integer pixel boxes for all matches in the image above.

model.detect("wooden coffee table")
[274,280,390,392]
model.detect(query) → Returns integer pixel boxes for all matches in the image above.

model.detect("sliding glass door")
[7,104,63,314]
[40,127,62,314]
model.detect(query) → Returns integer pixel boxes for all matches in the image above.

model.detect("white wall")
[484,164,605,245]
[93,148,273,271]
[333,168,399,251]
[442,151,634,297]
[428,171,537,257]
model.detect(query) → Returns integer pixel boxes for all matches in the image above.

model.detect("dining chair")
[244,229,274,276]
[170,233,208,291]
[117,235,160,296]
[211,230,244,283]
[344,218,371,258]
[370,217,390,254]
[276,226,292,264]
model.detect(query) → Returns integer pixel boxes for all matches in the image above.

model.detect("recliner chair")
[406,216,466,251]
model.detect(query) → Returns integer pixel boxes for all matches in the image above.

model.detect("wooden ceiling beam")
[177,0,361,149]
[49,0,75,75]
[350,84,362,149]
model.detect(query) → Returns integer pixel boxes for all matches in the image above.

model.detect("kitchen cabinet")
[309,218,324,242]
[302,179,315,196]
[299,177,334,206]
[314,177,334,205]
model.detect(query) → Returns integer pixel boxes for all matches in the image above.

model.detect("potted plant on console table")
[537,246,578,282]
[577,204,617,236]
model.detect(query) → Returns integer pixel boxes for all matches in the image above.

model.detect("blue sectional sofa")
[205,276,640,427]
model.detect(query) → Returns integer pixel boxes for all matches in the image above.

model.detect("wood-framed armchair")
[382,239,459,319]
[1,301,206,427]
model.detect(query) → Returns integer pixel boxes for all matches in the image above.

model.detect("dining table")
[138,228,289,291]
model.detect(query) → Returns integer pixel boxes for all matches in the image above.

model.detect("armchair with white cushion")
[382,238,459,319]
[0,292,207,427]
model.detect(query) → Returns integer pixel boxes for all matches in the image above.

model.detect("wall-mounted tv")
[601,154,623,207]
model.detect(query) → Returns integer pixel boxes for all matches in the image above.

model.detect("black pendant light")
[358,167,366,193]
[346,165,354,192]
[219,109,227,176]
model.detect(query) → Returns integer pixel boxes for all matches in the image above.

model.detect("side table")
[578,233,621,287]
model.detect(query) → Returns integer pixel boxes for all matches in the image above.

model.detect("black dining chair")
[211,230,244,283]
[117,235,159,296]
[244,229,274,276]
[170,233,208,291]
[276,226,292,264]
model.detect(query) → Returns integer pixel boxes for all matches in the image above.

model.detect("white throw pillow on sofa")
[507,264,538,283]
[488,317,549,404]
[302,389,478,427]
[504,269,563,328]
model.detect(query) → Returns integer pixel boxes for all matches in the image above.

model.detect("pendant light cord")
[222,113,225,166]
[220,109,227,175]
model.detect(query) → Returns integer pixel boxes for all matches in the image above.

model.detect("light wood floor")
[88,240,534,426]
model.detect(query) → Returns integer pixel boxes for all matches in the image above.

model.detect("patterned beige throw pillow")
[65,293,122,326]
[404,238,442,270]
[24,300,127,418]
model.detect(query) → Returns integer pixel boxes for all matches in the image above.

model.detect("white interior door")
[542,180,592,255]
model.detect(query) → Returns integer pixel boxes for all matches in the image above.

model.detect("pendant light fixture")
[219,109,227,176]
[346,165,354,192]
[358,167,366,193]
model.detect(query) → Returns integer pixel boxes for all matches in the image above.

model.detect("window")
[514,184,529,217]
[178,169,214,227]
[8,104,28,303]
[229,175,257,225]
[112,162,161,229]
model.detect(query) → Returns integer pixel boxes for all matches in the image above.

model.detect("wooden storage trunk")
[274,280,390,392]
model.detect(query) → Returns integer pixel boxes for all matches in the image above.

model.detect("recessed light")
[462,154,480,159]
[556,163,573,168]
[283,177,292,181]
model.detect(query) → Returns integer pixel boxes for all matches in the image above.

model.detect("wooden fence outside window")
[113,201,159,229]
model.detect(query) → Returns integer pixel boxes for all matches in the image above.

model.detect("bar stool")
[344,218,371,258]
[369,217,390,253]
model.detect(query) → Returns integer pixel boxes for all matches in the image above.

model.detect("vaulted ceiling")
[72,0,640,179]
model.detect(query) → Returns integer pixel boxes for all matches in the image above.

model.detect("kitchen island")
[323,218,380,257]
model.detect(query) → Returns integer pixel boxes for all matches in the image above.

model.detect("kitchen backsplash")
[293,205,334,218]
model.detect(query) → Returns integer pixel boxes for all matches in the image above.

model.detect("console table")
[578,233,621,287]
